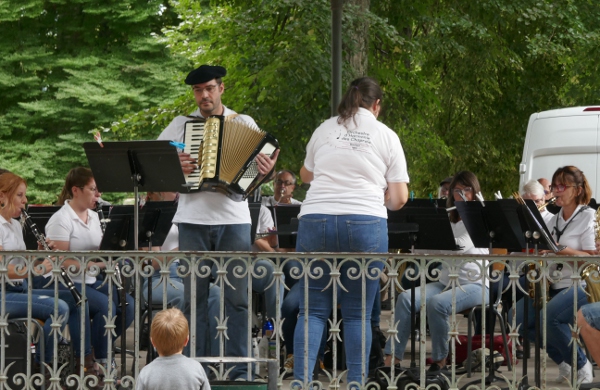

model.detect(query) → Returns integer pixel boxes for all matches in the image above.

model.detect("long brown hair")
[447,171,482,223]
[57,167,94,206]
[0,172,26,218]
[551,165,592,205]
[337,77,382,126]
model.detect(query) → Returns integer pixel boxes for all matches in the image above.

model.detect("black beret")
[185,65,227,85]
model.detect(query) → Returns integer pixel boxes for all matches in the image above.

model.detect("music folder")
[387,198,456,251]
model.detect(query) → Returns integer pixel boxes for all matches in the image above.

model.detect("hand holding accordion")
[182,115,279,201]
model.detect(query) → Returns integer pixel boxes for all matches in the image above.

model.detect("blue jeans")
[4,284,70,362]
[293,214,387,387]
[281,281,327,358]
[581,301,600,330]
[142,262,185,310]
[179,222,251,380]
[514,286,589,369]
[31,276,92,358]
[207,258,283,356]
[384,281,488,361]
[79,279,134,361]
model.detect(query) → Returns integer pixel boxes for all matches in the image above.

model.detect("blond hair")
[150,308,189,356]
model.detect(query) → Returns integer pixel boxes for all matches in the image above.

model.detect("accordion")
[182,115,279,201]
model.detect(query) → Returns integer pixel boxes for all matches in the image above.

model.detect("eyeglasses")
[275,180,294,187]
[453,187,473,194]
[550,184,576,193]
[533,198,545,204]
[192,84,220,94]
[78,186,99,194]
[543,190,551,195]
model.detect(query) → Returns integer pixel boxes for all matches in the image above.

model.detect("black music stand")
[23,206,61,250]
[84,140,185,249]
[249,202,262,244]
[272,204,301,249]
[388,199,457,373]
[84,140,184,375]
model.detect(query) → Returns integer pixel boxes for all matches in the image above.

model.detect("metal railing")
[1,251,600,389]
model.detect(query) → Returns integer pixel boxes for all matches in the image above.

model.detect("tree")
[0,0,189,203]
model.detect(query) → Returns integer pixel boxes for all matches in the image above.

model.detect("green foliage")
[0,0,189,203]
[4,0,600,205]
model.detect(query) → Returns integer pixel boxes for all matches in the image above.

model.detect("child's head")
[150,308,189,356]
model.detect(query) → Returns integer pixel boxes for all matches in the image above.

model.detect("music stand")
[84,140,184,375]
[272,204,301,249]
[456,199,558,389]
[83,140,185,250]
[23,206,61,250]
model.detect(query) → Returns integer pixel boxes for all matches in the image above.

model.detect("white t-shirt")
[45,201,103,284]
[548,205,595,290]
[261,196,302,207]
[251,205,275,252]
[158,106,258,226]
[540,209,554,227]
[299,108,409,218]
[0,215,27,282]
[161,224,179,252]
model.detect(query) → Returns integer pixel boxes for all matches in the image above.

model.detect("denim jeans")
[581,301,600,330]
[82,279,134,361]
[384,281,488,361]
[292,214,387,387]
[514,286,589,369]
[207,258,283,356]
[142,262,185,310]
[4,284,70,362]
[179,222,251,380]
[31,276,92,358]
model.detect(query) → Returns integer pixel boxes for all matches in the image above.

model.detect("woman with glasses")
[42,167,134,382]
[517,166,595,384]
[292,77,409,389]
[384,170,489,372]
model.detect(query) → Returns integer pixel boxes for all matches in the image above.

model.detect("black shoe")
[516,349,524,359]
[427,363,446,373]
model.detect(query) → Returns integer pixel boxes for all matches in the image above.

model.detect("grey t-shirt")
[136,354,211,390]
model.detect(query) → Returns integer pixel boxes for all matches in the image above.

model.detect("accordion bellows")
[183,115,279,201]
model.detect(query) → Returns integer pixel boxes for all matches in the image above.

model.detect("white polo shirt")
[549,205,595,290]
[0,215,26,282]
[45,200,103,284]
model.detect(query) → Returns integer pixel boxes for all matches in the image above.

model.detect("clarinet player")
[41,167,134,384]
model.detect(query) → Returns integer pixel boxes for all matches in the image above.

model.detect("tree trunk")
[346,0,370,79]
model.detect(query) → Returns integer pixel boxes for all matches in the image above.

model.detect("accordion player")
[182,114,279,201]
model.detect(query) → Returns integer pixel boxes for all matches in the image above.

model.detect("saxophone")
[582,207,600,303]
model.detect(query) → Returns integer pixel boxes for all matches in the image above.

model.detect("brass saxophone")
[582,207,600,303]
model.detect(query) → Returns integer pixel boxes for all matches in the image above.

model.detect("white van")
[519,106,600,199]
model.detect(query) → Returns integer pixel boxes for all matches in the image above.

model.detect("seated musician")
[261,170,302,206]
[384,171,489,372]
[514,166,594,384]
[41,167,134,381]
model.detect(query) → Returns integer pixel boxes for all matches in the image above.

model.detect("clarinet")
[96,204,128,305]
[21,209,84,306]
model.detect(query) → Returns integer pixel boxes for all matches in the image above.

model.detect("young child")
[136,308,211,390]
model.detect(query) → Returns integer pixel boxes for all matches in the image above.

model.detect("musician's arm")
[256,149,280,176]
[385,182,408,211]
[52,240,106,270]
[0,246,53,278]
[300,166,313,184]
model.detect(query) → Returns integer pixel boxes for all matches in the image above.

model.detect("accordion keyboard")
[183,120,205,190]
